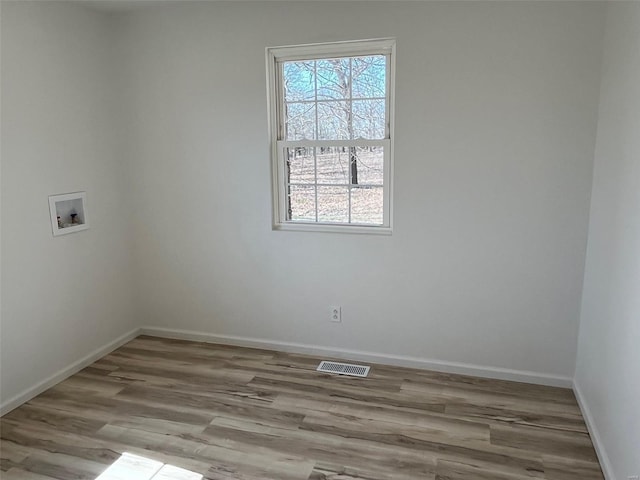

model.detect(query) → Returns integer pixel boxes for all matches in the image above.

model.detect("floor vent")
[317,361,370,378]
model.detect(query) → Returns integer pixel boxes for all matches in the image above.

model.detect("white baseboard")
[573,381,615,480]
[0,325,575,417]
[0,328,140,416]
[139,326,573,388]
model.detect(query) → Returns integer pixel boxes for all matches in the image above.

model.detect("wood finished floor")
[1,336,604,480]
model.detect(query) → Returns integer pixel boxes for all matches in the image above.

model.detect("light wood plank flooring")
[1,336,604,479]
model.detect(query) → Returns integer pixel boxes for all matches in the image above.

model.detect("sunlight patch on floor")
[95,452,203,480]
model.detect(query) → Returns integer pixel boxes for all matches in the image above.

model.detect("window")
[267,39,395,234]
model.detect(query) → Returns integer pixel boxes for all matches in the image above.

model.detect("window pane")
[316,58,350,100]
[352,55,386,99]
[317,101,349,140]
[283,61,315,102]
[287,147,315,184]
[353,146,384,185]
[316,146,349,184]
[285,102,316,140]
[288,185,316,221]
[274,43,393,229]
[317,186,349,223]
[352,99,385,139]
[351,186,383,225]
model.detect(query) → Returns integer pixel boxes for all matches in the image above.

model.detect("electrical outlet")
[330,306,342,322]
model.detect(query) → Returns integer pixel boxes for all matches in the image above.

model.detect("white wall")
[120,1,604,380]
[575,3,640,478]
[0,2,136,407]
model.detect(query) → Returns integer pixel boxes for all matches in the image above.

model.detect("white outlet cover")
[330,306,342,322]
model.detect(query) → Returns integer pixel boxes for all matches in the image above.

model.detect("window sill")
[273,222,392,235]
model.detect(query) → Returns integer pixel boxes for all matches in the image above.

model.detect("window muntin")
[268,39,394,232]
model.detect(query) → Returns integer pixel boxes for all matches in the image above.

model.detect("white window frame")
[266,38,396,235]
